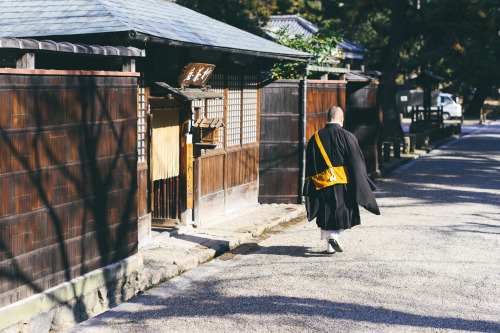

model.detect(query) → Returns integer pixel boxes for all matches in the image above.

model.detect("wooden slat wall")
[258,79,347,204]
[345,82,381,173]
[0,73,138,308]
[306,80,346,139]
[200,154,224,197]
[259,80,301,204]
[226,147,259,189]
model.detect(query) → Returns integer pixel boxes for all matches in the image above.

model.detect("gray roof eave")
[0,0,312,61]
[132,32,313,62]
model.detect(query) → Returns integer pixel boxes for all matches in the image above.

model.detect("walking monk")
[303,106,380,254]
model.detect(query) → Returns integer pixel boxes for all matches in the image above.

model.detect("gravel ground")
[68,122,500,333]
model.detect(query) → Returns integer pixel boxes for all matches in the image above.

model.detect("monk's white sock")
[327,242,335,253]
[322,230,340,241]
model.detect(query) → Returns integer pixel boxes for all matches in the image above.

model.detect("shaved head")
[328,106,344,123]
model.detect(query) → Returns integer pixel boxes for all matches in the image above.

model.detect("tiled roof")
[265,15,365,59]
[266,15,320,39]
[0,0,312,59]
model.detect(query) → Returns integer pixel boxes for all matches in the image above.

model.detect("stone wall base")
[1,253,147,332]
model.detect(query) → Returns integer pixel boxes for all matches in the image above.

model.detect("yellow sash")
[309,131,348,190]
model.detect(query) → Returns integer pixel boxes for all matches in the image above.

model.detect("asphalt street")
[69,122,500,333]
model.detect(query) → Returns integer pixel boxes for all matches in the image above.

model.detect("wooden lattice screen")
[242,74,258,145]
[227,74,242,147]
[206,73,225,149]
[193,73,258,149]
[137,83,147,164]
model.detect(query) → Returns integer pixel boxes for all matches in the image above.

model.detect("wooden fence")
[259,79,381,204]
[0,70,139,308]
[258,79,347,204]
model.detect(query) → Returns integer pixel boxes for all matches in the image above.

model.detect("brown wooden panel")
[0,73,139,308]
[260,115,300,142]
[259,170,300,200]
[260,80,300,115]
[226,147,258,189]
[0,178,12,218]
[137,168,148,218]
[0,133,11,175]
[259,142,300,170]
[152,177,179,220]
[260,80,302,204]
[259,80,347,204]
[346,82,381,173]
[0,89,10,129]
[200,154,224,196]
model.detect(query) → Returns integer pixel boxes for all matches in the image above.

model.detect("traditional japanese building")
[0,0,312,329]
[264,15,367,70]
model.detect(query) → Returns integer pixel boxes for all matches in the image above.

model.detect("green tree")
[269,28,343,79]
[270,0,412,138]
[176,0,277,36]
[421,0,499,116]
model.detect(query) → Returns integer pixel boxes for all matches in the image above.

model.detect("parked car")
[438,93,463,120]
[399,90,462,120]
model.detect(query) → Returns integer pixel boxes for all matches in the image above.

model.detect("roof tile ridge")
[93,0,133,31]
[295,16,321,34]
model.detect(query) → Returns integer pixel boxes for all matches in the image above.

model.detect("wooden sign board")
[186,143,194,209]
[178,63,216,88]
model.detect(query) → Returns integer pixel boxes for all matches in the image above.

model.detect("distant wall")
[0,70,139,308]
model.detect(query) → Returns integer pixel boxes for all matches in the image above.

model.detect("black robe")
[303,123,380,230]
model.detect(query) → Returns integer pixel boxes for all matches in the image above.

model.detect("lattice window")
[191,98,206,124]
[227,74,242,147]
[242,74,258,144]
[137,85,147,163]
[206,73,225,149]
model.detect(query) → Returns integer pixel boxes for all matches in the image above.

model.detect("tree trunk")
[466,83,491,118]
[381,0,406,139]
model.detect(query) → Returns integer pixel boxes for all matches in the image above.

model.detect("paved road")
[401,120,486,135]
[70,122,500,333]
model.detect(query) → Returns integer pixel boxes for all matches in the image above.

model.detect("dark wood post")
[193,107,201,226]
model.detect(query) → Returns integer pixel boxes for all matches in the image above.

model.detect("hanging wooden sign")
[186,143,193,210]
[178,63,216,89]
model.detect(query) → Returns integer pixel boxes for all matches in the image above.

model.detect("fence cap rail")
[0,37,145,58]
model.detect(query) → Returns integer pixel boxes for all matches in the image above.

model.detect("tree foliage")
[421,0,500,115]
[268,28,343,79]
[177,0,498,118]
[176,0,276,36]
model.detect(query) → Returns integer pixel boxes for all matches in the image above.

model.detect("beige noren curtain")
[151,108,179,181]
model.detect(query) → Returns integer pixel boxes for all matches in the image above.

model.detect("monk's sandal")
[328,238,344,252]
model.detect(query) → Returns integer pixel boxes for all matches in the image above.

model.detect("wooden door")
[149,101,181,226]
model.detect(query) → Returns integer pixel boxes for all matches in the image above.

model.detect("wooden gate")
[259,80,302,204]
